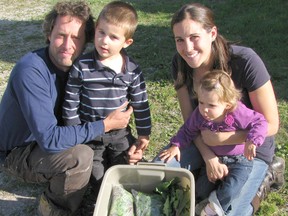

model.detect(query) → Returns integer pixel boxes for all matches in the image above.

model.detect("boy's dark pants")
[3,142,93,213]
[87,128,136,196]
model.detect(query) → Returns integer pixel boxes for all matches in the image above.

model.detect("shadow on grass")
[0,18,176,81]
[0,170,45,216]
[0,19,45,64]
[1,0,287,99]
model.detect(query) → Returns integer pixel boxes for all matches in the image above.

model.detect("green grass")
[0,0,287,215]
[125,0,288,214]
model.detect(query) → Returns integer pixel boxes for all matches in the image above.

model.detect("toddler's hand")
[159,145,180,163]
[244,140,256,160]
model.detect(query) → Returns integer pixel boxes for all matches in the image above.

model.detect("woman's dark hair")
[171,3,232,92]
[42,0,95,44]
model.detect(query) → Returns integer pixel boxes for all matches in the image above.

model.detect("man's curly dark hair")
[42,1,95,44]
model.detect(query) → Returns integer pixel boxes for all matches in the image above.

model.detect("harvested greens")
[155,177,190,216]
[108,185,134,216]
[132,189,164,216]
[108,177,190,216]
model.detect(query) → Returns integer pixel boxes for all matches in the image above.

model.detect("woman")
[154,3,279,215]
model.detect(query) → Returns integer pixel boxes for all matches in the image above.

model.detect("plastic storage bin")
[93,163,195,216]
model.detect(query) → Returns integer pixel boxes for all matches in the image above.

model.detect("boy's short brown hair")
[96,1,138,39]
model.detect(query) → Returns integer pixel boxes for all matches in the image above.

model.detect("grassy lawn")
[0,0,287,215]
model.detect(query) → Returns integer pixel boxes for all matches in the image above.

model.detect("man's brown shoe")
[37,193,71,216]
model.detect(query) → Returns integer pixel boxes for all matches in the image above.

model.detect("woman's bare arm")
[201,130,247,146]
[176,85,193,122]
[194,136,229,181]
[249,80,279,136]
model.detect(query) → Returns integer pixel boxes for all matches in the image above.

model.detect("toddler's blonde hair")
[199,70,242,112]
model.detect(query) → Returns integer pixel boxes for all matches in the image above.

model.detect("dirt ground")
[0,1,99,215]
[0,1,55,215]
[0,170,46,215]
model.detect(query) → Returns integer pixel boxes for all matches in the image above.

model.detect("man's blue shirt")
[0,47,104,153]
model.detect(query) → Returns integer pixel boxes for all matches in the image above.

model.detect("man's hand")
[103,102,133,132]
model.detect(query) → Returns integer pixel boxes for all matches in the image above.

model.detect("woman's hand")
[206,157,229,182]
[194,136,228,182]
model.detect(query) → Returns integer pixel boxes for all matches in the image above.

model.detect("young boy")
[62,1,151,195]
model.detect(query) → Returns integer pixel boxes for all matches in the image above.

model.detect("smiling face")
[94,19,133,61]
[48,15,86,72]
[173,18,217,70]
[198,87,230,122]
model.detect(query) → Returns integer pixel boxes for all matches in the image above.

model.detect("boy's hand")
[127,145,143,165]
[136,135,150,152]
[244,140,256,160]
[159,145,180,163]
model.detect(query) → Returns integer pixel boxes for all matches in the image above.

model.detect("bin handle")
[136,162,166,167]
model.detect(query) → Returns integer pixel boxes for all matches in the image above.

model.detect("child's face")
[198,88,230,122]
[94,19,133,60]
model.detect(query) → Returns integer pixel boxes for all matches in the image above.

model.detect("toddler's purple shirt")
[170,101,268,156]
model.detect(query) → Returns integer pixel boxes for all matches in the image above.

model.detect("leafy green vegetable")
[154,177,190,216]
[132,189,164,216]
[108,178,190,216]
[108,185,134,216]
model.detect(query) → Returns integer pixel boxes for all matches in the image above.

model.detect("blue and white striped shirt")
[63,49,151,136]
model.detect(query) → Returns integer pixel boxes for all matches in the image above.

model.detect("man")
[0,1,142,215]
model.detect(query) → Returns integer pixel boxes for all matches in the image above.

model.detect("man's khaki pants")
[3,143,93,213]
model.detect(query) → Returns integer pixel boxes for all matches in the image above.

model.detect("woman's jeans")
[196,155,253,214]
[152,144,268,216]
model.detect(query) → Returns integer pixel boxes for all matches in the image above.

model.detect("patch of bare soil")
[0,1,98,215]
[0,170,45,215]
[0,1,52,215]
